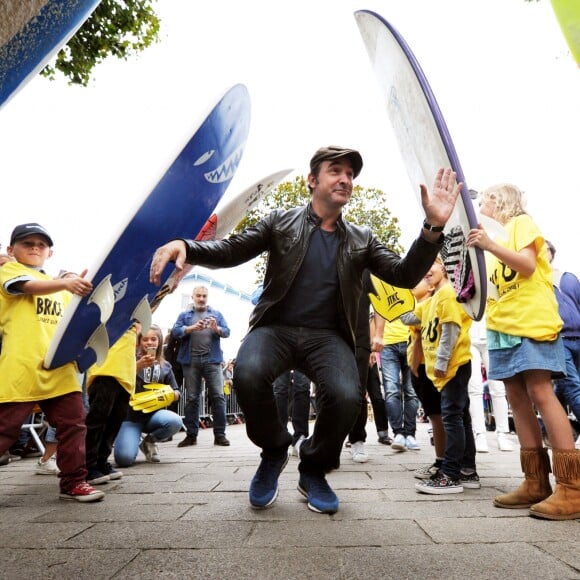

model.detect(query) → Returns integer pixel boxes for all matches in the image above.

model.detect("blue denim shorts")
[487,335,566,381]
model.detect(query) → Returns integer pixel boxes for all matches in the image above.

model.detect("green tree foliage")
[41,0,160,86]
[234,175,404,282]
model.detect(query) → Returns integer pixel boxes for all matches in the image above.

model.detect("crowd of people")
[1,146,579,521]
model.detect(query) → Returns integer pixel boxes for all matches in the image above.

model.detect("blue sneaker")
[298,473,339,514]
[249,454,288,509]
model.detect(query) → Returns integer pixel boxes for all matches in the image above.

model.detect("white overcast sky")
[1,0,578,356]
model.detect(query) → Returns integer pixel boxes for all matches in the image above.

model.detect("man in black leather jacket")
[150,145,461,514]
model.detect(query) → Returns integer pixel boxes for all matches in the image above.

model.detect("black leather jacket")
[183,204,442,350]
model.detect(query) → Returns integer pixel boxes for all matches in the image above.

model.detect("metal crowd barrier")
[176,379,244,426]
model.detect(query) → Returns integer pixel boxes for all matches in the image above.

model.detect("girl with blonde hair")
[468,183,578,520]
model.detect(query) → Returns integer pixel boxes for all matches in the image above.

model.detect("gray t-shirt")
[189,310,214,356]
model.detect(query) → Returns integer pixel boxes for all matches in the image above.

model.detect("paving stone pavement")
[1,421,579,579]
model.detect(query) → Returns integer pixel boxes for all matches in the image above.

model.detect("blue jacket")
[172,305,230,365]
[555,271,580,339]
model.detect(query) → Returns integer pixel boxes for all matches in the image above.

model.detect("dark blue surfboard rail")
[0,0,101,109]
[45,84,251,371]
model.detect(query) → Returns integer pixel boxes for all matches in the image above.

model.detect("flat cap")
[309,146,363,179]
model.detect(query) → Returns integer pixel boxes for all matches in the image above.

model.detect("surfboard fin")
[86,324,110,367]
[132,295,152,334]
[87,275,115,324]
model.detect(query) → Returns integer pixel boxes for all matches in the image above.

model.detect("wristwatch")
[422,220,445,233]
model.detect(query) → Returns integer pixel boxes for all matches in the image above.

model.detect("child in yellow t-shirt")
[402,257,476,495]
[84,325,137,484]
[406,276,446,480]
[468,184,578,520]
[0,223,103,502]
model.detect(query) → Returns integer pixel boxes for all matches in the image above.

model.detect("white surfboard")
[355,10,487,320]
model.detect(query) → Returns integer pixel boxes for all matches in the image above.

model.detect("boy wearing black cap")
[150,147,461,514]
[0,223,104,502]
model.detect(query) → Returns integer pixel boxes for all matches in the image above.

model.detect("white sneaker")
[35,456,59,475]
[140,436,160,463]
[475,432,489,453]
[391,433,407,452]
[497,432,514,451]
[292,435,306,457]
[405,435,420,450]
[351,441,369,463]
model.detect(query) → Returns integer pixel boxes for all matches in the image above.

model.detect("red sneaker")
[59,481,105,502]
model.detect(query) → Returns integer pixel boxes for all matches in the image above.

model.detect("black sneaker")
[414,462,441,480]
[99,462,123,480]
[459,471,481,489]
[249,454,288,509]
[177,435,197,447]
[298,473,339,514]
[87,469,110,485]
[415,472,463,495]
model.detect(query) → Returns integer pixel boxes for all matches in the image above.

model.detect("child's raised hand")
[64,272,93,296]
[467,225,493,251]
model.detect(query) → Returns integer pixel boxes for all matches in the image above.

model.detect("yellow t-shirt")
[382,317,410,345]
[406,325,424,366]
[85,326,137,395]
[485,214,562,340]
[0,261,81,403]
[415,283,472,391]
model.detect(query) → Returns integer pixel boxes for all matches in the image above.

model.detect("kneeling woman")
[114,325,183,466]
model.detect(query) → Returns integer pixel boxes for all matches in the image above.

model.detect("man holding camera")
[171,285,231,447]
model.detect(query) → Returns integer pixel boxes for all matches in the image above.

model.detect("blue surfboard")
[0,0,102,110]
[148,168,293,314]
[355,10,487,321]
[44,84,251,371]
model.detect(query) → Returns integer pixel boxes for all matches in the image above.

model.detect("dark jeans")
[85,376,130,471]
[440,362,476,479]
[367,361,389,432]
[554,338,580,422]
[349,348,389,443]
[273,369,310,444]
[233,325,361,473]
[182,357,226,436]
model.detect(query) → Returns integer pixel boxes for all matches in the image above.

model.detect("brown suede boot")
[529,448,580,520]
[494,447,552,509]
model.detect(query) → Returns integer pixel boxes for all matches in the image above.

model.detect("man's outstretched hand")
[149,240,187,286]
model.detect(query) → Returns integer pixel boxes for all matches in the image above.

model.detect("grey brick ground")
[1,421,578,579]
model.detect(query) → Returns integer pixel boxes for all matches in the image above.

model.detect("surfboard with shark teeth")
[44,84,250,371]
[0,0,102,110]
